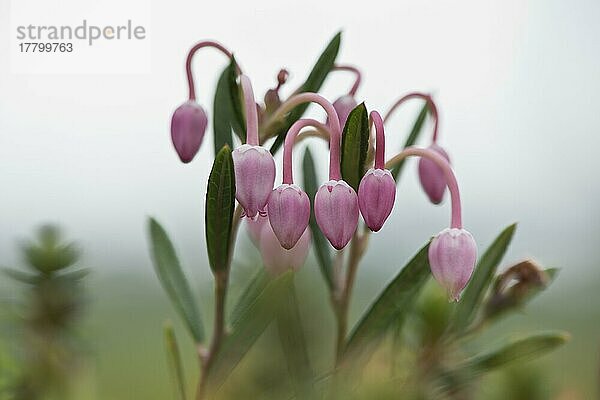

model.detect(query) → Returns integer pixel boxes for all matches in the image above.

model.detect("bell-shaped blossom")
[267,184,310,249]
[314,180,359,250]
[358,168,396,232]
[232,144,276,218]
[418,144,451,204]
[428,228,477,302]
[170,101,208,163]
[332,95,358,129]
[260,221,311,276]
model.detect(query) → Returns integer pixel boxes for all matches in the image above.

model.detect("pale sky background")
[0,0,599,289]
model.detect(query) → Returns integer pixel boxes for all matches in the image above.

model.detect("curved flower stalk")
[385,147,477,301]
[268,118,329,249]
[232,75,276,219]
[358,110,396,232]
[171,41,234,163]
[331,64,362,128]
[384,92,450,204]
[265,92,359,250]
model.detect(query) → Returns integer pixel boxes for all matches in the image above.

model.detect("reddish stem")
[333,64,362,96]
[383,92,440,142]
[385,147,462,228]
[283,119,330,184]
[185,41,233,101]
[239,75,259,146]
[370,110,386,170]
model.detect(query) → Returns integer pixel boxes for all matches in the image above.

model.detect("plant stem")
[196,205,242,400]
[333,230,364,364]
[196,271,228,400]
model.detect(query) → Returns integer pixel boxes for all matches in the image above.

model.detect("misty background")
[0,0,599,398]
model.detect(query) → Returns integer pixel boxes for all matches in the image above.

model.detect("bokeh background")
[1,0,599,398]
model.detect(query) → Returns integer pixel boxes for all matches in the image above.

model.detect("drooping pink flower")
[232,144,275,218]
[357,111,396,232]
[315,180,359,250]
[260,221,311,276]
[171,101,208,163]
[268,184,311,250]
[232,75,276,218]
[418,144,450,204]
[358,169,396,232]
[171,40,233,163]
[428,228,477,302]
[332,95,358,129]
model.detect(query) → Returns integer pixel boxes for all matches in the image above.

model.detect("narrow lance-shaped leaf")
[340,103,370,191]
[148,218,205,343]
[269,32,341,154]
[213,57,239,155]
[302,148,333,289]
[228,56,246,142]
[460,331,569,375]
[391,103,429,180]
[276,284,316,400]
[205,272,294,392]
[205,145,236,273]
[344,243,431,363]
[163,322,187,400]
[451,224,517,334]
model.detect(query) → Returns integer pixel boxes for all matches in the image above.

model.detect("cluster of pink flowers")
[170,41,477,301]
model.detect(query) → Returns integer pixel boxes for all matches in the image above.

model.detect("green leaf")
[213,56,245,156]
[451,224,517,334]
[276,284,316,400]
[163,322,187,400]
[2,268,39,284]
[269,32,341,154]
[340,103,369,191]
[344,243,431,362]
[148,218,205,343]
[205,272,294,391]
[391,103,429,180]
[461,331,569,374]
[229,268,269,327]
[302,148,333,289]
[205,145,236,273]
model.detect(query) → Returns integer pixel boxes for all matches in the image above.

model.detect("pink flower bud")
[259,222,311,276]
[332,95,358,128]
[267,184,310,250]
[170,101,208,163]
[358,168,396,232]
[232,144,276,218]
[314,180,359,250]
[418,144,451,204]
[428,228,477,302]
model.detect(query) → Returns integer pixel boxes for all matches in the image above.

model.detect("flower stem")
[240,75,259,146]
[185,41,233,101]
[261,93,342,180]
[283,119,330,184]
[385,147,462,228]
[370,110,386,170]
[383,92,440,142]
[196,205,242,399]
[333,64,362,96]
